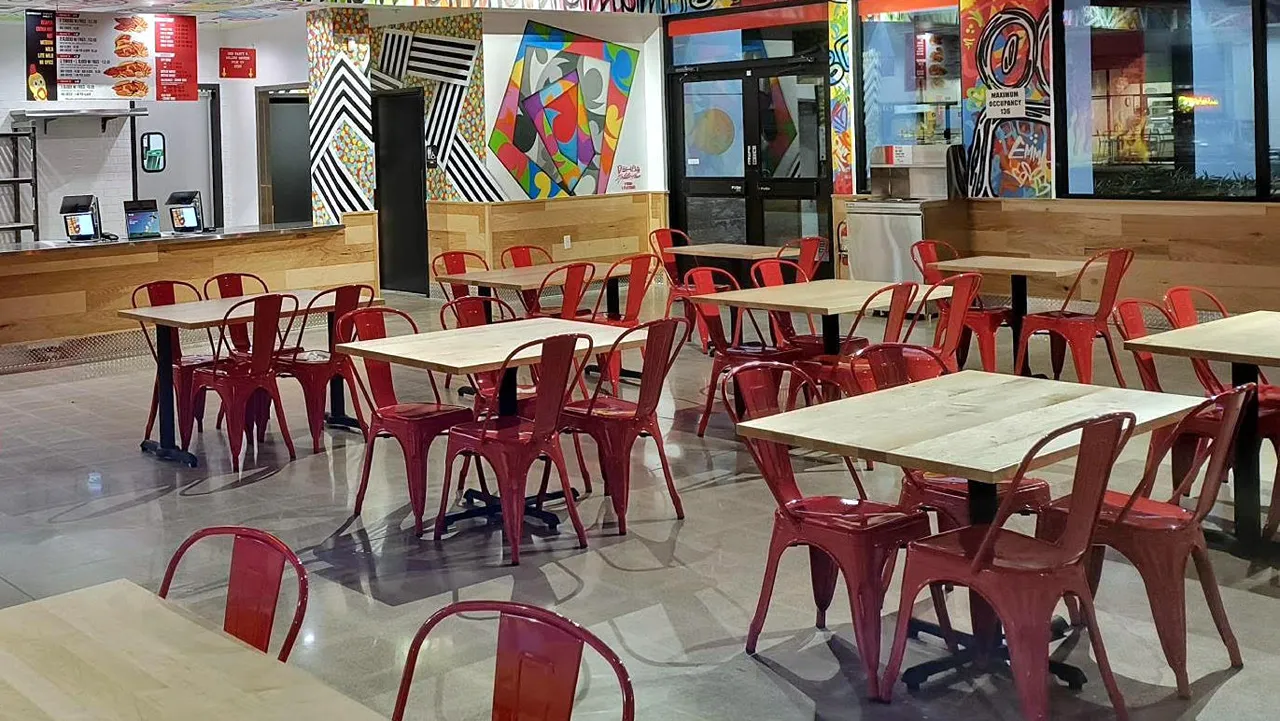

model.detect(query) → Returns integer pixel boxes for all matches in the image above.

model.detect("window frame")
[1050,0,1273,200]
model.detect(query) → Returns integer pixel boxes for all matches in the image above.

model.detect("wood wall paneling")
[0,214,380,345]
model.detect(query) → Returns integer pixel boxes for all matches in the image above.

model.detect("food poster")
[24,11,198,102]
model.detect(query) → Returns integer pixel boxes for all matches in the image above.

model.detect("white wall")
[482,11,666,200]
[199,13,309,227]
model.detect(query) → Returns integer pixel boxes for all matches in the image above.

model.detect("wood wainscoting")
[0,211,380,347]
[427,192,668,272]
[963,198,1280,310]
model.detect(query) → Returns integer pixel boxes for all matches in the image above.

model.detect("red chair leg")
[1071,580,1130,720]
[1100,330,1127,388]
[810,547,839,629]
[973,322,999,373]
[400,436,428,536]
[438,440,464,540]
[1190,542,1243,668]
[267,381,296,460]
[297,374,329,454]
[571,431,593,494]
[697,356,727,437]
[841,552,888,699]
[955,326,973,369]
[222,389,247,473]
[1013,325,1035,379]
[145,380,159,440]
[595,431,633,535]
[648,423,685,520]
[1125,539,1193,697]
[746,523,790,654]
[997,595,1054,721]
[495,458,527,566]
[1049,332,1067,380]
[878,564,933,702]
[549,445,589,549]
[354,423,380,515]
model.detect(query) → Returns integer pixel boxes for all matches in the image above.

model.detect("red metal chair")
[527,261,596,319]
[650,227,720,353]
[853,343,1053,532]
[440,334,592,563]
[880,412,1137,720]
[562,318,690,535]
[777,236,827,281]
[431,250,489,301]
[1037,387,1248,700]
[392,600,635,721]
[159,525,309,662]
[132,281,212,451]
[190,294,298,472]
[901,272,984,373]
[688,266,803,437]
[750,258,832,356]
[797,281,918,398]
[499,244,553,269]
[276,284,375,453]
[341,307,474,536]
[724,361,936,699]
[203,272,269,356]
[1013,248,1133,386]
[589,254,662,393]
[911,240,1011,372]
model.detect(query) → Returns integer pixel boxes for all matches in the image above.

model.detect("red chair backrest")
[292,284,374,354]
[1120,385,1251,528]
[339,307,432,410]
[392,600,635,721]
[132,280,202,359]
[594,254,660,323]
[158,525,309,662]
[751,258,812,343]
[649,228,691,277]
[205,273,269,353]
[1060,248,1134,322]
[500,245,553,269]
[212,294,297,375]
[780,236,826,280]
[845,281,919,346]
[494,334,590,444]
[973,412,1135,573]
[720,361,824,513]
[906,272,982,368]
[440,295,518,330]
[585,317,690,420]
[684,266,740,351]
[1111,298,1173,393]
[432,251,489,301]
[1162,286,1231,393]
[851,343,950,394]
[538,262,596,320]
[910,239,960,286]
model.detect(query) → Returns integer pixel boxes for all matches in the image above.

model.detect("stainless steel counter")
[0,222,343,255]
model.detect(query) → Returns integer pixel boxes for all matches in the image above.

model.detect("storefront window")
[860,5,963,164]
[671,24,826,66]
[1062,0,1257,197]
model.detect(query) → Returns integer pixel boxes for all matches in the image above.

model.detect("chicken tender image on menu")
[105,61,151,79]
[114,35,149,58]
[114,16,147,32]
[112,80,149,98]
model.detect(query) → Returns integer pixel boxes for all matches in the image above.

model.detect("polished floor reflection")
[0,288,1277,720]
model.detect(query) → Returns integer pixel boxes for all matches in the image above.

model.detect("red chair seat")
[786,496,922,531]
[788,334,868,357]
[177,353,214,368]
[379,403,473,424]
[279,349,332,365]
[910,525,1064,573]
[912,472,1051,503]
[564,396,637,420]
[1044,491,1192,532]
[1029,309,1094,322]
[449,416,540,445]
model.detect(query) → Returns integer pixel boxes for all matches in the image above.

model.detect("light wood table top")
[0,580,387,721]
[695,278,951,316]
[1124,310,1280,367]
[736,371,1201,482]
[435,262,615,292]
[931,255,1089,279]
[666,243,799,261]
[118,289,380,331]
[337,317,645,376]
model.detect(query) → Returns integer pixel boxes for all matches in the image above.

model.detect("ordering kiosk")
[165,190,208,233]
[60,195,105,242]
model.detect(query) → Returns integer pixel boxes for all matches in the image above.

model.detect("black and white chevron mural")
[309,53,373,225]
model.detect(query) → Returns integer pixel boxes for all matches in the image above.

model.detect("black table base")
[140,320,200,467]
[139,439,198,468]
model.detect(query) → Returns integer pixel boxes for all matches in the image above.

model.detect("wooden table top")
[435,262,615,292]
[666,243,800,261]
[736,371,1201,482]
[1124,310,1280,366]
[695,278,952,316]
[931,255,1089,279]
[0,580,387,721]
[337,317,645,376]
[118,290,379,331]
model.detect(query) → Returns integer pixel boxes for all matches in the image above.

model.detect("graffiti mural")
[961,0,1052,197]
[829,0,853,193]
[488,21,639,199]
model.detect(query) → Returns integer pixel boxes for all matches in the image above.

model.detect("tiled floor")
[2,288,1278,720]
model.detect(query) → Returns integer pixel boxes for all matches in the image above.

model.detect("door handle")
[729,184,744,195]
[759,184,772,193]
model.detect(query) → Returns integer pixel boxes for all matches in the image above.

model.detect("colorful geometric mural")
[961,0,1053,197]
[297,0,740,12]
[307,9,375,225]
[828,0,853,193]
[489,21,639,199]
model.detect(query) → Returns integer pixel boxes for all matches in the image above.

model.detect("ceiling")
[0,0,307,23]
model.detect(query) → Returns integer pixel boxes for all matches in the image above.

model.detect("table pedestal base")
[904,617,1081,690]
[439,487,580,535]
[140,439,199,468]
[324,413,363,431]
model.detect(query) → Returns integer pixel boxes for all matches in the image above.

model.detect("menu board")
[24,11,198,102]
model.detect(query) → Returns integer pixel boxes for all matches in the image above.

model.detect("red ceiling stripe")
[667,3,828,37]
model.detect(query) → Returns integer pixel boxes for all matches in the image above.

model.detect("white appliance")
[845,198,946,283]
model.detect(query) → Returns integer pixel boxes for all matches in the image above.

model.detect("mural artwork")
[307,9,375,225]
[960,0,1052,197]
[489,21,639,199]
[829,0,853,193]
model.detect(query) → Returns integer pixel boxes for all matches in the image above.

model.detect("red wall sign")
[156,15,198,101]
[219,47,256,79]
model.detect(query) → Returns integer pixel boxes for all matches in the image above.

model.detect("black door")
[266,97,312,224]
[373,89,429,295]
[670,65,832,261]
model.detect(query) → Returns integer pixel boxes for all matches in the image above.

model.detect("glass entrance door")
[673,66,832,262]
